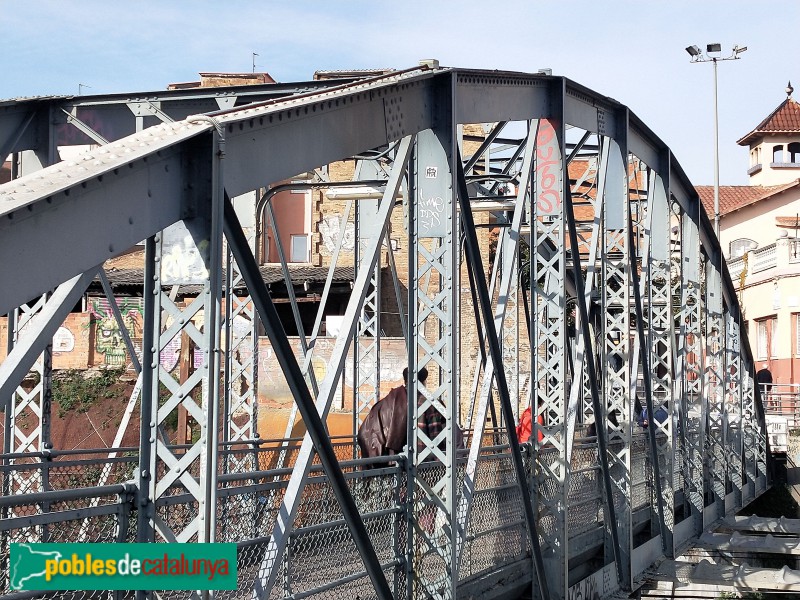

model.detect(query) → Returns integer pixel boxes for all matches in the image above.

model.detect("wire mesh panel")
[457,448,528,582]
[220,460,406,600]
[0,487,131,600]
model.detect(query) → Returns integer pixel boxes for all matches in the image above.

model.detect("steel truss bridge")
[0,65,770,599]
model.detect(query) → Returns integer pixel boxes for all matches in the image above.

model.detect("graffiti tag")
[535,119,562,215]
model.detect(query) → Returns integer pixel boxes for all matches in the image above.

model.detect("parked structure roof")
[99,264,355,294]
[697,180,800,216]
[737,89,800,146]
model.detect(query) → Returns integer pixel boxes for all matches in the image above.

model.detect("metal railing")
[751,243,777,273]
[760,383,800,453]
[790,240,800,264]
[0,430,685,599]
[760,383,800,422]
[728,255,746,279]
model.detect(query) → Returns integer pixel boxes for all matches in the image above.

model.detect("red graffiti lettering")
[535,120,562,214]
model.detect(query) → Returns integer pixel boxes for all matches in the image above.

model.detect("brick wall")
[0,313,92,369]
[306,124,530,421]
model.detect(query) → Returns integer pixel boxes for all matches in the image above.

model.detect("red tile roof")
[696,180,800,216]
[737,97,800,145]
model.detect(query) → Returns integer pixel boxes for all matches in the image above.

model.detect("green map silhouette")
[11,544,62,590]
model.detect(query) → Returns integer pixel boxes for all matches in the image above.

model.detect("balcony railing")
[790,240,800,264]
[726,238,800,281]
[728,255,745,279]
[751,243,777,273]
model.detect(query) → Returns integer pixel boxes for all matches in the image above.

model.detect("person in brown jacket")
[357,367,428,464]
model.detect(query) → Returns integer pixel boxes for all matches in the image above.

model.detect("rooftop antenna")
[78,83,91,95]
[252,52,259,73]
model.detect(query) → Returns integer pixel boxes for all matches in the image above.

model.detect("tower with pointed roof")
[738,82,800,186]
[694,82,800,398]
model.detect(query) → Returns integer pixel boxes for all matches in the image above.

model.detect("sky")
[1,0,798,186]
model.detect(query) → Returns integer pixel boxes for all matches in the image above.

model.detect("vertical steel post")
[741,357,757,502]
[9,296,52,510]
[408,121,460,598]
[354,159,383,433]
[725,315,743,510]
[600,132,632,584]
[680,210,705,535]
[223,203,259,459]
[645,167,676,557]
[137,234,159,551]
[531,114,570,599]
[705,252,726,520]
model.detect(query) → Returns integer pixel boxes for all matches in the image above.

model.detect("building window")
[729,238,757,258]
[757,320,767,359]
[756,317,777,360]
[290,234,310,263]
[773,145,785,163]
[789,142,800,163]
[795,314,800,355]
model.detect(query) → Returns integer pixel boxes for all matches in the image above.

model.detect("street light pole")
[713,57,720,237]
[686,43,747,239]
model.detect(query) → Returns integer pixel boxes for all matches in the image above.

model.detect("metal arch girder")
[1,66,747,321]
[0,66,761,420]
[0,69,440,314]
[0,79,362,155]
[0,122,206,316]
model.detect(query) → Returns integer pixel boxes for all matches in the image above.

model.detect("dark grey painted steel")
[0,67,753,325]
[0,122,205,316]
[0,67,773,597]
[455,157,550,600]
[0,79,360,155]
[223,197,393,600]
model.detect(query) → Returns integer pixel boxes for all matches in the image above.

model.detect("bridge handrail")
[0,482,132,508]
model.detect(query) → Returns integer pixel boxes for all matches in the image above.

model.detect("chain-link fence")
[0,483,133,600]
[0,432,662,598]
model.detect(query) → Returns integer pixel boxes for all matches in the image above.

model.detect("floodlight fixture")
[685,42,747,237]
